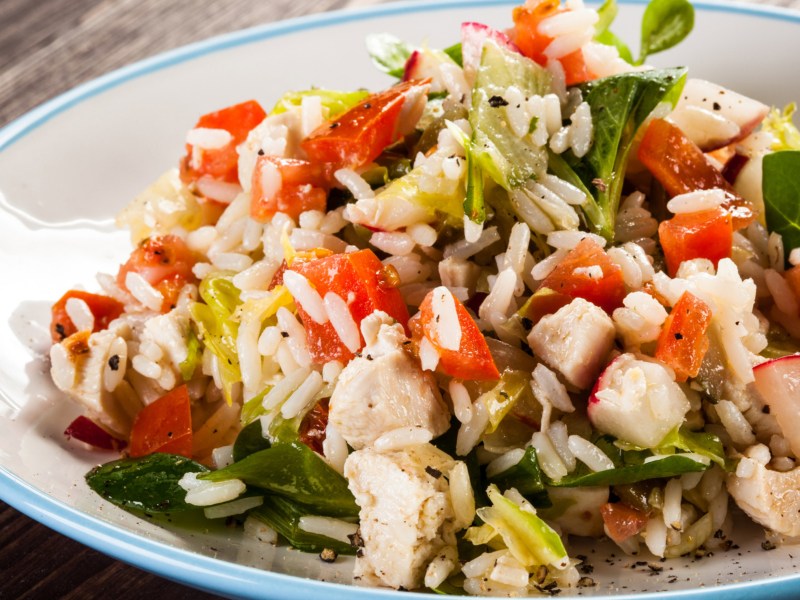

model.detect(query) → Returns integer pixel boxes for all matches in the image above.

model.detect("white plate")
[3,1,800,598]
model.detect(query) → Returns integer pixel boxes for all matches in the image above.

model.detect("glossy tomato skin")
[51,290,125,342]
[658,206,732,277]
[289,249,410,363]
[638,118,754,229]
[180,100,266,185]
[301,79,429,171]
[298,398,329,455]
[539,238,626,314]
[250,155,330,222]
[600,502,648,543]
[128,385,193,458]
[416,290,500,381]
[117,235,197,312]
[511,0,593,85]
[654,291,712,382]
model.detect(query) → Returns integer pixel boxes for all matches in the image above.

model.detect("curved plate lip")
[2,0,800,598]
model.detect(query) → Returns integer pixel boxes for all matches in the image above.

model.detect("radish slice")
[669,79,769,151]
[588,354,690,448]
[753,355,800,457]
[461,22,520,83]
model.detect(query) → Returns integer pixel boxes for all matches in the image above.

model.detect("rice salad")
[48,0,800,594]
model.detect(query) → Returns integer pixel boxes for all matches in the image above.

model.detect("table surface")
[3,0,800,598]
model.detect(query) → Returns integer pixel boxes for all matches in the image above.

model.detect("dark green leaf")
[595,0,619,36]
[241,387,270,426]
[250,495,357,555]
[365,33,413,78]
[639,0,695,63]
[86,453,208,513]
[200,442,358,518]
[763,150,800,256]
[659,427,729,469]
[233,419,271,462]
[488,447,550,507]
[548,454,708,487]
[443,42,463,67]
[576,68,687,240]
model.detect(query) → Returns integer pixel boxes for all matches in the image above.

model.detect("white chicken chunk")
[345,444,458,589]
[50,329,139,437]
[329,314,450,450]
[728,452,800,537]
[527,297,615,389]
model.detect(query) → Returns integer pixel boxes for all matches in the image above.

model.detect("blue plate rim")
[3,0,800,598]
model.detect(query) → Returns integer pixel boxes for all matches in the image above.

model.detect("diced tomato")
[129,385,193,458]
[51,290,125,342]
[414,289,500,381]
[117,235,197,312]
[539,238,626,314]
[64,415,127,451]
[301,79,430,171]
[298,398,329,455]
[180,100,266,185]
[638,118,755,229]
[511,0,594,85]
[655,291,713,382]
[289,249,410,363]
[600,502,648,543]
[250,155,330,222]
[658,206,732,277]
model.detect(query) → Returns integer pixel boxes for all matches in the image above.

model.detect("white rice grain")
[370,231,415,256]
[131,354,161,379]
[322,360,344,384]
[233,259,280,293]
[445,226,500,259]
[186,127,232,149]
[666,189,727,214]
[65,298,94,332]
[547,421,576,472]
[531,431,568,480]
[644,516,668,557]
[543,29,593,59]
[538,7,598,36]
[334,168,374,200]
[212,445,235,469]
[789,247,800,266]
[283,270,328,325]
[300,95,324,137]
[663,478,683,530]
[532,364,574,412]
[456,398,489,456]
[299,210,324,231]
[486,448,526,479]
[449,461,476,529]
[103,336,128,392]
[298,516,359,544]
[768,232,786,272]
[257,326,282,357]
[262,366,311,411]
[280,370,324,418]
[408,223,438,247]
[204,495,263,520]
[547,230,606,250]
[479,268,518,323]
[323,292,361,353]
[418,335,440,372]
[567,435,614,472]
[125,271,164,311]
[541,174,585,205]
[374,426,433,452]
[323,422,348,474]
[210,252,253,272]
[449,380,473,424]
[182,474,246,507]
[425,546,459,590]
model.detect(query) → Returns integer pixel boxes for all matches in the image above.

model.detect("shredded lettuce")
[189,272,242,404]
[270,89,370,119]
[472,484,569,569]
[763,103,800,151]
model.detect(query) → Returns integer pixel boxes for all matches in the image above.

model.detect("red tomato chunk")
[129,385,193,458]
[658,206,732,277]
[539,238,626,314]
[180,100,266,185]
[655,291,712,382]
[415,290,500,381]
[250,156,330,222]
[117,235,198,313]
[638,118,755,230]
[51,290,125,342]
[64,415,127,451]
[600,502,648,543]
[289,249,410,364]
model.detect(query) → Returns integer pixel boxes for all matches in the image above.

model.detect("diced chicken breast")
[345,445,458,589]
[329,316,450,450]
[50,329,139,436]
[728,453,800,537]
[527,297,615,389]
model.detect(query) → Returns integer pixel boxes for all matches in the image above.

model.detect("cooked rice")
[204,495,264,520]
[373,426,433,452]
[449,380,473,424]
[567,435,614,472]
[298,516,359,544]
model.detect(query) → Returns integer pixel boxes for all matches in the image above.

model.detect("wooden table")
[2,0,800,598]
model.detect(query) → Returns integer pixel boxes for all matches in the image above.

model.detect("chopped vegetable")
[762,150,800,255]
[129,385,193,458]
[64,415,127,451]
[50,290,124,342]
[655,291,712,381]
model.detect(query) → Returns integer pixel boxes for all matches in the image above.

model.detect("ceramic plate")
[3,1,800,598]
